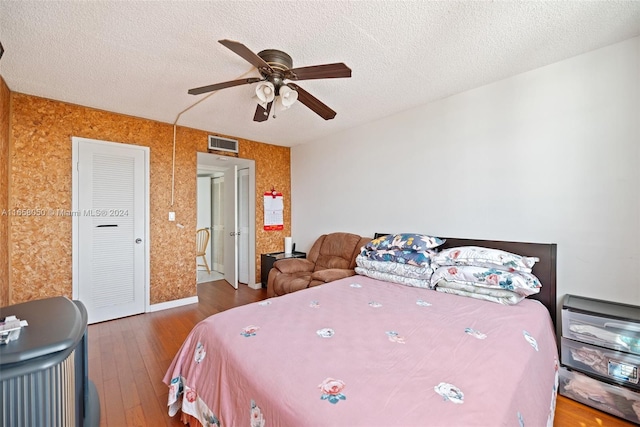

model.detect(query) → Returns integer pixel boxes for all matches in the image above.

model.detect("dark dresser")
[558,294,640,423]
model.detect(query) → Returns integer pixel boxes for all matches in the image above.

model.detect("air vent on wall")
[208,135,238,154]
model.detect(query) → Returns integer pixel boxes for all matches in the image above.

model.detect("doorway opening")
[197,171,224,282]
[196,152,257,289]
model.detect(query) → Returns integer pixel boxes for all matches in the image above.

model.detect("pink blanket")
[164,275,559,426]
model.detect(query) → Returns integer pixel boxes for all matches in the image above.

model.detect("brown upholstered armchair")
[267,232,371,297]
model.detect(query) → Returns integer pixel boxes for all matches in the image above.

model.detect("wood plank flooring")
[88,281,635,427]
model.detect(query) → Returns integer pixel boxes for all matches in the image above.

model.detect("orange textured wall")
[8,92,291,305]
[240,138,292,279]
[0,77,9,307]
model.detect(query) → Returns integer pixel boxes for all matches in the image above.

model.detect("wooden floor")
[88,281,636,427]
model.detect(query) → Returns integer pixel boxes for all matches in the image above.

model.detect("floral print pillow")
[430,265,541,297]
[360,248,433,267]
[365,233,445,252]
[432,246,539,273]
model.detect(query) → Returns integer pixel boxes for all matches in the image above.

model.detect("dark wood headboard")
[373,234,558,326]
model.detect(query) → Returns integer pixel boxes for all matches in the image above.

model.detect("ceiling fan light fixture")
[255,81,275,106]
[278,85,298,109]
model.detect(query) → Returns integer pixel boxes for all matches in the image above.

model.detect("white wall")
[291,37,639,311]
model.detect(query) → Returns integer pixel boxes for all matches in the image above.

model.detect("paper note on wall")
[264,191,284,231]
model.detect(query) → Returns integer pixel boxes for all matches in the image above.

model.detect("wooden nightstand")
[260,251,306,288]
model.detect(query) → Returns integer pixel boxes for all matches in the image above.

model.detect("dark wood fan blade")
[188,78,261,95]
[219,39,273,74]
[284,63,351,81]
[253,101,273,122]
[286,83,336,120]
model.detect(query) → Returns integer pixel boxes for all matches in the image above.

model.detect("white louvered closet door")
[74,137,148,324]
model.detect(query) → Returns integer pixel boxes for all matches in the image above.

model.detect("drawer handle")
[604,322,640,333]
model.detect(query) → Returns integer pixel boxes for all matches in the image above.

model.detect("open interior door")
[238,168,250,284]
[223,164,238,289]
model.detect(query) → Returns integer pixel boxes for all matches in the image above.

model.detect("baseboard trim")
[147,296,199,312]
[248,282,262,290]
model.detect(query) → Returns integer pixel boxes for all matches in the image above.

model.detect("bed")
[164,237,559,426]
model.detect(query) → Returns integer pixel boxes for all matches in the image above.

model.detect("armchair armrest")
[310,268,356,283]
[273,258,315,274]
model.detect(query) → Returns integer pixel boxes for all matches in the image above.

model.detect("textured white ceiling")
[1,1,639,147]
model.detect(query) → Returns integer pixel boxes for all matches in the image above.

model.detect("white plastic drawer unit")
[561,337,640,390]
[562,294,640,356]
[559,366,640,424]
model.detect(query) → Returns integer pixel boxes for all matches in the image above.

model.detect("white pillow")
[430,265,541,297]
[432,246,538,273]
[435,279,526,305]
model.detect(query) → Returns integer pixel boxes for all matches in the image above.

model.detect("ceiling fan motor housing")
[258,49,293,71]
[258,49,293,92]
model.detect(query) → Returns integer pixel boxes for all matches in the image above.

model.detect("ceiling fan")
[188,39,352,122]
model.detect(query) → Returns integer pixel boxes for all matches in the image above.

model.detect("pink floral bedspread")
[163,275,559,426]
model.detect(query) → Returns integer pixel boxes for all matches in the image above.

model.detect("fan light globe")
[255,81,275,106]
[279,86,298,109]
